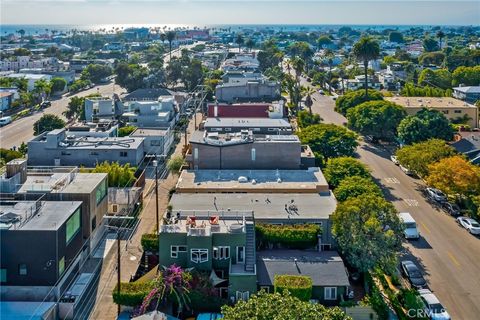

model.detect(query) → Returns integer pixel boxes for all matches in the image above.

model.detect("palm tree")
[235,33,244,53]
[17,29,25,42]
[337,68,346,95]
[436,30,445,49]
[324,49,334,94]
[303,86,316,114]
[166,31,176,60]
[353,36,380,97]
[245,38,255,52]
[160,33,166,45]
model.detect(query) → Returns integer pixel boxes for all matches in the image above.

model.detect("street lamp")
[152,158,159,234]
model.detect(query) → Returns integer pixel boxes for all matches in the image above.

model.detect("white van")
[399,212,420,239]
[0,116,12,126]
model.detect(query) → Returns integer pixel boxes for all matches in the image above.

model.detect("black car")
[401,260,427,289]
[442,202,461,217]
[40,101,52,108]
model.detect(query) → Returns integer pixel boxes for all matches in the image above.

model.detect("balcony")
[187,226,211,237]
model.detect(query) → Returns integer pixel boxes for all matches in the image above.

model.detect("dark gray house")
[0,200,84,301]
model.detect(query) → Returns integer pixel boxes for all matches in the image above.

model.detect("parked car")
[400,164,414,176]
[425,188,447,203]
[456,216,480,235]
[40,101,51,108]
[318,89,325,95]
[399,212,420,240]
[390,155,399,165]
[418,289,451,320]
[0,116,12,126]
[441,202,461,217]
[401,260,427,288]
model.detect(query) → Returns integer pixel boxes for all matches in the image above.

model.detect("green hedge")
[188,290,228,312]
[274,275,313,302]
[112,281,154,306]
[255,224,321,249]
[141,233,159,253]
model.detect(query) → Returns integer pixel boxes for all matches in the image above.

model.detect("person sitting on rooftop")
[210,215,219,225]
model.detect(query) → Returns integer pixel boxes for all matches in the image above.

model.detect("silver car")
[457,216,480,235]
[418,289,451,320]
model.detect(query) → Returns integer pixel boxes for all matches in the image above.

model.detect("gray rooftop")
[169,192,336,221]
[63,137,144,150]
[190,130,299,146]
[256,250,350,287]
[131,128,170,137]
[0,201,82,231]
[204,117,291,128]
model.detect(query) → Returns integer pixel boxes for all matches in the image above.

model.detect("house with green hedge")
[256,250,350,304]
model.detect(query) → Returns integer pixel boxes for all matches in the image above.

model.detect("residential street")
[309,89,480,320]
[0,81,123,150]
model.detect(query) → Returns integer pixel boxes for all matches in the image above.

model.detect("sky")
[1,1,479,26]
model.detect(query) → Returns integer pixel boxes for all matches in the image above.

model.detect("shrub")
[92,161,136,187]
[118,125,137,137]
[112,281,154,306]
[364,272,389,319]
[255,224,321,249]
[167,155,184,174]
[274,275,313,302]
[0,149,23,163]
[188,290,228,312]
[141,233,158,253]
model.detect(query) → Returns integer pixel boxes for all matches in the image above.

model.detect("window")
[236,291,249,301]
[91,216,96,231]
[90,151,99,155]
[171,245,187,258]
[442,110,449,114]
[213,246,230,260]
[260,286,270,293]
[211,128,222,132]
[0,269,6,283]
[120,151,128,157]
[236,246,245,264]
[61,151,71,156]
[18,264,27,276]
[251,148,256,161]
[191,249,208,263]
[112,204,118,213]
[194,148,198,160]
[96,180,107,205]
[66,208,81,244]
[225,128,232,132]
[267,128,276,132]
[324,287,337,300]
[454,110,462,114]
[59,257,65,276]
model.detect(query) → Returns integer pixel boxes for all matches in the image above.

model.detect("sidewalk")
[88,113,199,320]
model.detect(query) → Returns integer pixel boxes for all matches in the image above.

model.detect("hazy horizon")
[1,1,479,26]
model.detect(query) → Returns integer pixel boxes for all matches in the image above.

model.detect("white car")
[425,188,447,203]
[456,216,480,235]
[400,164,413,176]
[418,289,451,320]
[390,155,399,165]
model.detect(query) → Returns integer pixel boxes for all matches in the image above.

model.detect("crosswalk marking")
[404,199,419,207]
[385,177,400,184]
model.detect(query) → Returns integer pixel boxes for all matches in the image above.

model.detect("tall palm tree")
[235,33,244,53]
[324,49,334,94]
[353,36,380,97]
[160,33,166,45]
[303,86,316,114]
[166,31,176,60]
[436,30,445,49]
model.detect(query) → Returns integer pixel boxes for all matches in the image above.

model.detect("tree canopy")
[347,100,406,141]
[332,195,403,273]
[423,37,440,52]
[297,124,358,165]
[50,77,67,93]
[388,31,404,43]
[33,114,65,135]
[297,110,321,128]
[334,176,383,202]
[114,61,148,92]
[81,63,113,83]
[221,291,351,320]
[395,139,456,177]
[397,108,454,145]
[91,161,136,187]
[324,157,371,188]
[426,156,480,196]
[418,69,452,90]
[335,89,384,116]
[452,66,480,87]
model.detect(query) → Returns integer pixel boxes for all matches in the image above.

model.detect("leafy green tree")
[418,69,452,90]
[388,31,404,43]
[114,61,148,92]
[18,142,28,156]
[395,139,456,177]
[324,157,371,188]
[81,64,113,83]
[221,291,351,320]
[423,37,440,52]
[165,57,183,88]
[92,161,136,187]
[13,48,31,56]
[332,195,403,273]
[118,125,137,137]
[182,59,204,91]
[33,114,65,135]
[0,149,23,163]
[335,89,384,116]
[245,38,255,52]
[297,124,358,165]
[287,41,314,64]
[50,77,67,93]
[297,110,321,128]
[347,100,406,141]
[419,52,446,66]
[317,35,333,49]
[353,36,380,96]
[397,108,454,145]
[33,79,52,100]
[401,82,449,97]
[334,176,383,202]
[257,40,284,71]
[63,96,85,120]
[452,66,480,87]
[167,155,185,174]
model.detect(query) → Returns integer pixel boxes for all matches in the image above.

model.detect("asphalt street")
[309,89,480,320]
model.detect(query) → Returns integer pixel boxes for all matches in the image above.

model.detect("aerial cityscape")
[0,1,479,320]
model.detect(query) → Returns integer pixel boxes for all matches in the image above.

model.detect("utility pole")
[116,229,121,316]
[153,158,159,233]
